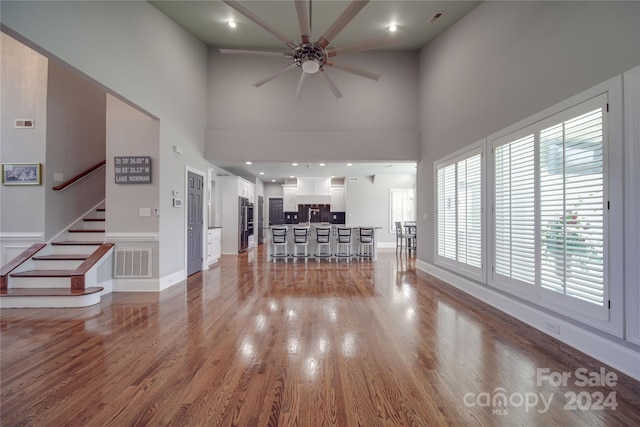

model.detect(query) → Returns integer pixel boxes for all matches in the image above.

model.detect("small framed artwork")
[2,163,42,185]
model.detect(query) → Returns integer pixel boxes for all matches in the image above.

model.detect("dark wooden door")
[258,195,264,244]
[269,198,284,225]
[187,171,203,276]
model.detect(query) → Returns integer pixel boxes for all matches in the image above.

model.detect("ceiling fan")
[220,0,402,100]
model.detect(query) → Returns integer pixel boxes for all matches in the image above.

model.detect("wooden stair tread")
[96,208,105,212]
[68,229,105,233]
[10,270,75,277]
[83,218,105,222]
[52,241,104,246]
[32,254,89,261]
[0,287,103,297]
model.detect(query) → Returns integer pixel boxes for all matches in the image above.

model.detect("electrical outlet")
[545,321,560,335]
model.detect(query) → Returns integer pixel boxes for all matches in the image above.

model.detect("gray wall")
[206,49,420,163]
[2,0,209,280]
[417,0,640,262]
[0,33,47,240]
[345,174,416,245]
[45,60,106,240]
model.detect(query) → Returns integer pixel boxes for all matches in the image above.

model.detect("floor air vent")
[114,248,152,278]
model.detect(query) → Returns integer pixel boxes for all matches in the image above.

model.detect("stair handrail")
[52,160,106,191]
[0,243,47,290]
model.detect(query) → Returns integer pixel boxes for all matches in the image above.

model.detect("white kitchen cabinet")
[207,228,222,265]
[315,178,331,196]
[298,178,330,196]
[283,185,298,211]
[330,186,345,211]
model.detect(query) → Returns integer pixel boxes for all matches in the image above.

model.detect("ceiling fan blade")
[325,60,380,81]
[253,63,299,87]
[318,68,343,99]
[220,49,291,58]
[326,33,402,58]
[295,71,308,100]
[316,0,370,49]
[294,0,312,44]
[223,0,298,49]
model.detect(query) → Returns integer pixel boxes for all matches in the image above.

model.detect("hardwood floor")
[1,248,639,426]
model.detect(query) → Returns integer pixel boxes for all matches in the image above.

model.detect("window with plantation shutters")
[491,93,608,317]
[494,134,536,285]
[539,106,605,305]
[436,146,484,279]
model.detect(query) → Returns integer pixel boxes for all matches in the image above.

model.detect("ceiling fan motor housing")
[294,43,327,73]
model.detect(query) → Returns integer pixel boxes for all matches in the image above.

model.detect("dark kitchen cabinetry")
[298,204,331,223]
[330,212,346,225]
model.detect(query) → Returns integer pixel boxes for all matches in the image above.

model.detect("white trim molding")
[105,232,159,242]
[0,232,45,266]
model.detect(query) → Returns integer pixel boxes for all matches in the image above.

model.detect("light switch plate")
[139,208,152,217]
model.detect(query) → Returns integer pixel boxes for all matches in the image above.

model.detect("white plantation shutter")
[436,147,483,278]
[457,155,482,268]
[437,164,457,260]
[492,93,608,313]
[494,135,536,285]
[540,107,605,305]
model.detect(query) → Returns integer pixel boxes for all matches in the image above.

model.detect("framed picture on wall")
[1,163,42,185]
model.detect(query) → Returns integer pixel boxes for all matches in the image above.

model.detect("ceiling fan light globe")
[302,59,320,74]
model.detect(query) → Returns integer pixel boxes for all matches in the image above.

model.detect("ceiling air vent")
[429,12,444,24]
[284,177,298,187]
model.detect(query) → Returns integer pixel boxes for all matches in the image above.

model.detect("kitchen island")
[264,224,382,261]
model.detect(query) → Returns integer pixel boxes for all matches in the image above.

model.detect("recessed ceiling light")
[228,20,237,28]
[319,163,325,166]
[388,24,397,32]
[271,179,276,182]
[292,163,298,166]
[259,172,264,175]
[246,161,252,165]
[347,163,353,166]
[290,175,295,178]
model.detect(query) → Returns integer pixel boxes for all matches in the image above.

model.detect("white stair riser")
[66,232,105,242]
[32,260,84,270]
[0,294,101,308]
[51,245,98,255]
[83,221,105,230]
[11,277,71,288]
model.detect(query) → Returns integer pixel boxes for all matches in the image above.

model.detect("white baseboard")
[159,269,186,291]
[377,242,396,249]
[416,260,640,382]
[112,278,160,292]
[111,270,185,292]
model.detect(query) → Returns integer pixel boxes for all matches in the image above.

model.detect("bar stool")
[271,227,288,262]
[356,227,374,260]
[335,227,353,262]
[291,226,311,262]
[315,226,333,262]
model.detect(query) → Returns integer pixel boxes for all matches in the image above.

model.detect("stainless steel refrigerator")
[238,196,253,253]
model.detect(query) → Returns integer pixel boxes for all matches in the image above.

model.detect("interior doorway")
[187,171,204,276]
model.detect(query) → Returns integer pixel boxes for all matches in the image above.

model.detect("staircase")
[0,207,114,308]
